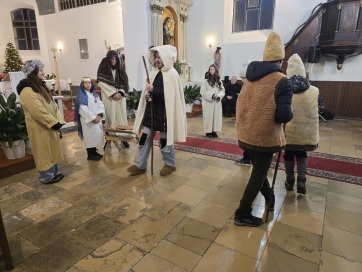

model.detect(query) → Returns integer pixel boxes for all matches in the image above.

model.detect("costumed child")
[74,77,105,161]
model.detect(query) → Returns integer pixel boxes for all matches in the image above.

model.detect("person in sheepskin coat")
[284,54,319,194]
[234,32,294,227]
[127,45,187,176]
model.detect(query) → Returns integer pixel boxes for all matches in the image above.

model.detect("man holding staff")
[127,45,187,176]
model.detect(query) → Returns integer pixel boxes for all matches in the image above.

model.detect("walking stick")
[142,56,154,175]
[265,150,282,222]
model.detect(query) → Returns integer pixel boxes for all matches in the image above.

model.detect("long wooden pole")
[51,46,61,96]
[142,56,154,175]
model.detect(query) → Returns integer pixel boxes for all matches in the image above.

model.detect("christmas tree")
[3,42,23,74]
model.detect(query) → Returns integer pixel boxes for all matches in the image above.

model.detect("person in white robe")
[201,64,225,138]
[74,77,105,161]
[127,45,187,176]
[97,50,130,148]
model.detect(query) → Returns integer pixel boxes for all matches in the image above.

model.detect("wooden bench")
[103,125,139,159]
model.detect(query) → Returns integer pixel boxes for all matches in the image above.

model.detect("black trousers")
[222,97,237,116]
[238,149,274,213]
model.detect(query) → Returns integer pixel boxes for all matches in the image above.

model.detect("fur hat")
[263,32,285,62]
[22,59,44,76]
[286,53,306,78]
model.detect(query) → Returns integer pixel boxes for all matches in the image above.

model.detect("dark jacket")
[236,61,293,152]
[143,71,167,132]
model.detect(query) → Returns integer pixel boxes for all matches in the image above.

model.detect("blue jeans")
[135,126,176,169]
[38,164,59,184]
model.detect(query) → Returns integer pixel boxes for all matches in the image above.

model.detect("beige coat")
[19,88,65,171]
[200,79,225,133]
[133,45,187,146]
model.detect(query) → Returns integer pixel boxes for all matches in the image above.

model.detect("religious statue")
[163,17,173,45]
[213,47,222,70]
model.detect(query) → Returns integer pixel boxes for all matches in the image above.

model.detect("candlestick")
[69,82,74,110]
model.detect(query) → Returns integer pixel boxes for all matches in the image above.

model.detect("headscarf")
[96,50,129,93]
[74,78,99,139]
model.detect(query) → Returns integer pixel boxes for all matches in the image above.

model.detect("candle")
[67,78,72,84]
[51,79,55,85]
[189,63,192,68]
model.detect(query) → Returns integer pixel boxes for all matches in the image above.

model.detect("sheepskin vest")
[285,86,319,151]
[236,72,286,152]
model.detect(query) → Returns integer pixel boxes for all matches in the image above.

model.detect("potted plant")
[126,88,142,114]
[184,84,201,112]
[0,92,28,159]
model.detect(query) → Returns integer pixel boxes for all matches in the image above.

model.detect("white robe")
[200,79,225,133]
[99,69,127,129]
[133,45,187,146]
[79,91,105,148]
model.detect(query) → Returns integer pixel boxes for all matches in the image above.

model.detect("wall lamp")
[207,37,214,48]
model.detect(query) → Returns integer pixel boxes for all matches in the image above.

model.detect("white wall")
[41,1,124,84]
[187,0,362,82]
[121,0,151,91]
[0,0,51,73]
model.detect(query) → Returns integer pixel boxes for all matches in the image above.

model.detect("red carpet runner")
[174,134,362,186]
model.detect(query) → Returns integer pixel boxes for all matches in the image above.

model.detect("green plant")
[0,92,28,148]
[184,84,201,104]
[173,60,182,75]
[126,88,142,110]
[45,73,56,80]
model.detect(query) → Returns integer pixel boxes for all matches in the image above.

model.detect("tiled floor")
[1,117,362,272]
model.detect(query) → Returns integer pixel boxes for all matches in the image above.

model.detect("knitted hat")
[22,59,44,75]
[286,53,306,78]
[263,32,285,61]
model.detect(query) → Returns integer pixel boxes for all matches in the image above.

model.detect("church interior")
[1,0,362,271]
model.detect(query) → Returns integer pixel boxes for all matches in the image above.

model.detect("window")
[59,0,106,11]
[233,0,275,32]
[11,8,40,50]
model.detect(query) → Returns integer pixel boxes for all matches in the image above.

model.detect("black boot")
[284,160,295,191]
[297,176,306,194]
[87,148,100,161]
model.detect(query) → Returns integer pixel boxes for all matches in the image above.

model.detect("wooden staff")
[265,150,282,223]
[142,56,154,175]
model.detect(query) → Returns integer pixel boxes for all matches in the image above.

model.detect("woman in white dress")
[74,77,105,161]
[200,64,225,138]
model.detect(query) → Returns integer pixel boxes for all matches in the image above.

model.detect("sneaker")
[127,165,146,176]
[160,165,176,176]
[234,211,263,227]
[235,157,252,166]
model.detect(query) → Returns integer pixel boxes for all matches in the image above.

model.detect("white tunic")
[200,79,225,133]
[79,91,105,148]
[99,69,128,129]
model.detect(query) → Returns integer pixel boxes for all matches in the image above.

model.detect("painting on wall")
[162,8,175,46]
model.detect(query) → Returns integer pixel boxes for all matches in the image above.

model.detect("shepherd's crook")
[142,56,154,175]
[265,151,282,222]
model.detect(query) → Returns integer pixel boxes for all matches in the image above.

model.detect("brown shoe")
[127,165,146,176]
[160,165,176,176]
